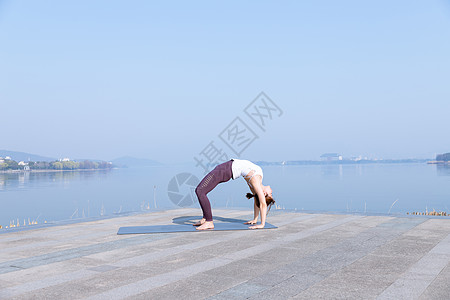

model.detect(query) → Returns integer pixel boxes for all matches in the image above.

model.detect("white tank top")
[231,159,263,180]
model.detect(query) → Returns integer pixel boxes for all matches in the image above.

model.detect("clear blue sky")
[1,0,449,163]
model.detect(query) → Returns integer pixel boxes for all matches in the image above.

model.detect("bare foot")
[193,218,206,226]
[196,221,214,230]
[249,224,264,229]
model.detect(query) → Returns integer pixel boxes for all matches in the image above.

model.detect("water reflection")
[0,169,113,191]
[436,165,450,176]
[320,165,344,180]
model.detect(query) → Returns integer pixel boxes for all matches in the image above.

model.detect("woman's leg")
[195,172,216,222]
[195,160,233,222]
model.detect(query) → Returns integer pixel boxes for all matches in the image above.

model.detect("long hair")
[246,193,275,214]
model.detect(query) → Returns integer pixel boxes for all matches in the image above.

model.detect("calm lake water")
[1,163,449,228]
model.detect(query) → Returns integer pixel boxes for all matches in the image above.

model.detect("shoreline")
[1,207,449,234]
[427,161,450,165]
[0,168,117,174]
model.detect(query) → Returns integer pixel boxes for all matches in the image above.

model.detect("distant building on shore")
[436,153,450,162]
[320,153,343,161]
[0,156,11,164]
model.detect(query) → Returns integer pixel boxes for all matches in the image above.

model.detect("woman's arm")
[244,176,259,224]
[248,177,267,229]
[244,199,260,224]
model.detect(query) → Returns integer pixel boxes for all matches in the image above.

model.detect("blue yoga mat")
[117,222,277,235]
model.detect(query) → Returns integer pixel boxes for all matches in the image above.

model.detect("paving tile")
[88,265,120,273]
[419,263,450,300]
[0,279,14,289]
[376,234,450,300]
[203,257,277,281]
[0,234,170,274]
[0,269,98,299]
[208,283,268,300]
[250,272,325,300]
[0,210,449,300]
[130,273,241,300]
[131,250,219,276]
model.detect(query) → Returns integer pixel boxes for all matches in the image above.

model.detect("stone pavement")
[0,208,449,299]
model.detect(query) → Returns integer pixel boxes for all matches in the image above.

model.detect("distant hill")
[111,156,162,167]
[0,150,56,162]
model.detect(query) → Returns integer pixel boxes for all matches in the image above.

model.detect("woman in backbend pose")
[194,159,275,230]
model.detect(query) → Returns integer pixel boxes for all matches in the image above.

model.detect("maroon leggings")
[195,160,233,221]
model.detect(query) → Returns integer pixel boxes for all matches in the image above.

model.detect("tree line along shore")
[0,157,114,172]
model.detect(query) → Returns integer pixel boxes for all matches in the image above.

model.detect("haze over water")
[1,163,449,229]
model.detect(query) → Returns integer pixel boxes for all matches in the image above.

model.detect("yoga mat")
[117,222,277,235]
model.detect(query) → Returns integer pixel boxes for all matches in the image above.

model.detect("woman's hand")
[249,224,265,229]
[244,219,257,225]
